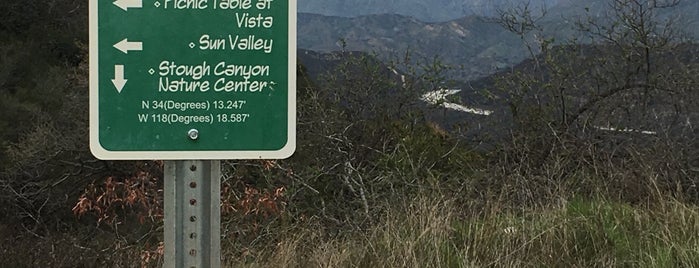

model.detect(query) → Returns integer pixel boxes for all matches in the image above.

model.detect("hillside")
[444,42,699,144]
[297,40,699,148]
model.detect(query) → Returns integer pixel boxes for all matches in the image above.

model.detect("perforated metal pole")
[164,160,221,268]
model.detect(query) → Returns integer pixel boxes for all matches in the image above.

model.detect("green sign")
[89,0,296,160]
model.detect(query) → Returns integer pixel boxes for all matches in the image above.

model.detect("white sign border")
[89,0,297,160]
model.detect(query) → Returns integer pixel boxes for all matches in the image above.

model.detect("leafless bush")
[488,0,699,206]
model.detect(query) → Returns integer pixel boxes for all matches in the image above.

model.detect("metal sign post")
[89,0,296,267]
[164,160,221,268]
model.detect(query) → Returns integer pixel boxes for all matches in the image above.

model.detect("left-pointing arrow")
[112,65,127,93]
[114,38,143,54]
[113,0,143,11]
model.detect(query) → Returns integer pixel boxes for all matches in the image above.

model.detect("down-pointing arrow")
[114,38,143,54]
[112,65,127,93]
[113,0,143,11]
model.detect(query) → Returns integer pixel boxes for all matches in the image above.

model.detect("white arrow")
[113,38,143,54]
[112,65,127,93]
[113,0,142,11]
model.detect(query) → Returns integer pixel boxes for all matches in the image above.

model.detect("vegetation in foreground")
[228,195,699,268]
[1,0,698,267]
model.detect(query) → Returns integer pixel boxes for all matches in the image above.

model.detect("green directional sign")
[89,0,296,160]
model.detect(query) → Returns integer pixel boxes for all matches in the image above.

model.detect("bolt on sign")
[89,0,297,160]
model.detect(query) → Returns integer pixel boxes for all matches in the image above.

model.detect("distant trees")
[488,0,698,202]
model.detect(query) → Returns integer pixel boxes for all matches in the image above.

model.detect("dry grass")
[226,189,699,268]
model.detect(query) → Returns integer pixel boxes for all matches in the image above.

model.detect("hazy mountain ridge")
[298,13,528,81]
[298,0,699,82]
[298,0,698,24]
[298,0,560,22]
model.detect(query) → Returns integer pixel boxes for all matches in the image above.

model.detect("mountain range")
[297,0,699,144]
[298,13,527,81]
[297,0,699,81]
[298,0,560,22]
